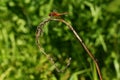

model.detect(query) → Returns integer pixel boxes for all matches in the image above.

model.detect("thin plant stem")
[36,17,103,80]
[51,18,103,80]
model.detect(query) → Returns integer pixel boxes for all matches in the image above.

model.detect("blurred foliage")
[0,0,120,80]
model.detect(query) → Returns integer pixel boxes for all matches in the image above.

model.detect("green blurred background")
[0,0,120,80]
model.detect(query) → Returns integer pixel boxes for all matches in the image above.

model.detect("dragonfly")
[49,11,68,17]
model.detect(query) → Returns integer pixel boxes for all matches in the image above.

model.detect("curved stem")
[36,17,103,80]
[52,18,103,80]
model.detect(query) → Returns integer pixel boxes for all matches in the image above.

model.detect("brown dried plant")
[36,12,103,80]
